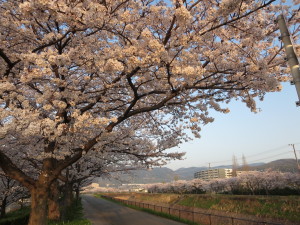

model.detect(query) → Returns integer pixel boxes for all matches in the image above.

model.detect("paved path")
[82,195,186,225]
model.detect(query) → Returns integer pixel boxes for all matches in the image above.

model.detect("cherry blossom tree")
[0,0,299,224]
[57,138,168,219]
[190,178,208,194]
[238,171,264,195]
[226,177,243,194]
[0,171,29,218]
[146,170,300,195]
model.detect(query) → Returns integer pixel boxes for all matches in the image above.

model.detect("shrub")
[0,207,30,225]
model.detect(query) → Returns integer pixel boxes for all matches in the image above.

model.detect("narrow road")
[82,195,186,225]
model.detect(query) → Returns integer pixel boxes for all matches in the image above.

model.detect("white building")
[194,168,232,181]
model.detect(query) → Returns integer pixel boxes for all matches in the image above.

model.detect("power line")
[206,144,292,165]
[201,151,294,169]
[198,144,300,168]
[243,145,288,159]
[245,151,293,164]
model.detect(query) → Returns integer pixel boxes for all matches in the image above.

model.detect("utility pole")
[276,15,300,107]
[289,144,300,172]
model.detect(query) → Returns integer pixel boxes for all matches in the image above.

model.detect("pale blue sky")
[167,82,300,170]
[166,0,300,170]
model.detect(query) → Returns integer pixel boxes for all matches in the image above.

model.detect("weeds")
[102,193,300,223]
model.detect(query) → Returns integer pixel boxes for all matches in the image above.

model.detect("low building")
[194,168,232,181]
[121,183,147,192]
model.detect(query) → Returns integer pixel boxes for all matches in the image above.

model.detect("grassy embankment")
[104,193,300,223]
[178,194,300,222]
[0,199,91,225]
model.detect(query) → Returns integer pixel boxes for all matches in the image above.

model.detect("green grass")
[179,195,221,209]
[0,207,30,225]
[49,219,91,225]
[101,193,300,223]
[2,206,30,219]
[176,194,300,222]
[96,194,203,225]
[0,199,91,225]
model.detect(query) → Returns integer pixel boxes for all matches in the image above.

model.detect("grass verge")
[176,194,300,222]
[0,207,30,225]
[96,194,203,225]
[0,199,91,225]
[106,193,300,223]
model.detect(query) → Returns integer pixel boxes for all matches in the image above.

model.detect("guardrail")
[102,195,284,225]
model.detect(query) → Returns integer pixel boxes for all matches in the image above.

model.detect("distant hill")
[127,167,176,183]
[249,158,298,173]
[174,167,206,180]
[95,167,176,186]
[95,158,298,186]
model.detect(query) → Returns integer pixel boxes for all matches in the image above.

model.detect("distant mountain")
[95,167,176,186]
[249,158,298,172]
[174,167,206,180]
[127,167,176,183]
[244,162,266,167]
[94,159,298,186]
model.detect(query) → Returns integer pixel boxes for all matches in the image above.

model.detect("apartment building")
[194,168,233,181]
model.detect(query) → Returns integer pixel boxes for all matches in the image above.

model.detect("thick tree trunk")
[61,181,74,220]
[28,187,49,225]
[74,180,82,202]
[48,181,60,221]
[0,196,7,218]
[64,182,74,207]
[75,188,80,201]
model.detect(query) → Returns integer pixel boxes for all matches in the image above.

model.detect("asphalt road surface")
[82,195,186,225]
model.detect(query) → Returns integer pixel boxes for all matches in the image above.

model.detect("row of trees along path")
[0,0,299,224]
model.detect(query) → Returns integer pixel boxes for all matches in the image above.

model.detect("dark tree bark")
[28,186,49,225]
[61,181,74,220]
[0,196,7,218]
[48,181,60,221]
[75,187,80,202]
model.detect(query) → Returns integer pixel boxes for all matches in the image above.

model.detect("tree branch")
[199,0,276,36]
[0,151,35,190]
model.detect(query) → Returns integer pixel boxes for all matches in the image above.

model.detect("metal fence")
[102,195,284,225]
